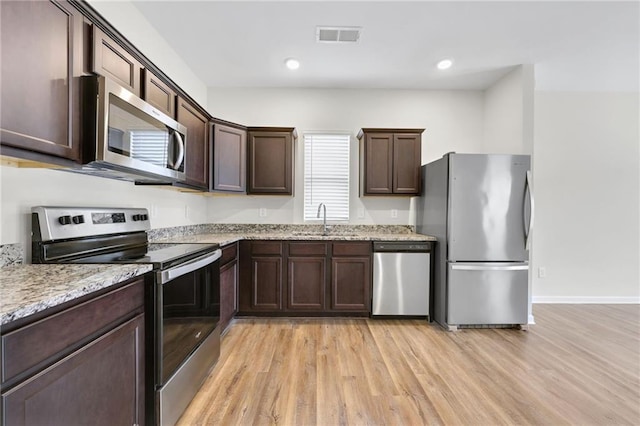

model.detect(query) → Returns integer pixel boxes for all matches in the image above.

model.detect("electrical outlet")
[357,207,365,219]
[538,267,547,278]
[391,209,398,218]
[184,205,189,219]
[259,208,267,217]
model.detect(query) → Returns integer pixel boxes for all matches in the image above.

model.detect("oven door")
[156,249,221,386]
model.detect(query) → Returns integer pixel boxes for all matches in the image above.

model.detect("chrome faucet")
[316,203,329,235]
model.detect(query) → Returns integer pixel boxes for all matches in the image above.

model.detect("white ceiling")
[131,1,639,91]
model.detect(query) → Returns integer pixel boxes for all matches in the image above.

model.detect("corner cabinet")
[211,122,247,193]
[0,0,85,163]
[219,242,239,332]
[177,97,209,189]
[358,128,424,196]
[0,277,147,426]
[247,127,296,195]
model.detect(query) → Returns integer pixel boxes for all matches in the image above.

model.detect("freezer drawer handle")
[451,264,529,271]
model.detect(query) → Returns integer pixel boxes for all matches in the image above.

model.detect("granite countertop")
[0,264,152,325]
[156,232,436,246]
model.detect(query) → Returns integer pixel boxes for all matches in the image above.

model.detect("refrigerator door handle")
[451,264,529,271]
[524,170,534,250]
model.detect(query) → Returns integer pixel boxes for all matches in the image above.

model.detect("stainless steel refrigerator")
[417,153,533,330]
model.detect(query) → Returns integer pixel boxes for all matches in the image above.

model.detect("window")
[304,133,350,221]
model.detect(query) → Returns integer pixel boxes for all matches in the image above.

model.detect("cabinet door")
[331,257,371,312]
[177,97,209,189]
[287,257,326,310]
[393,133,421,194]
[212,124,246,192]
[142,68,176,118]
[0,0,83,161]
[220,260,238,331]
[251,256,283,310]
[247,130,293,194]
[2,314,145,426]
[364,133,393,194]
[92,26,142,96]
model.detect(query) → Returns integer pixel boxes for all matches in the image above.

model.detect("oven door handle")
[157,249,221,284]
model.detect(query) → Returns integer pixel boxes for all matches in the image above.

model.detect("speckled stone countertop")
[158,232,436,246]
[0,264,152,325]
[151,224,436,245]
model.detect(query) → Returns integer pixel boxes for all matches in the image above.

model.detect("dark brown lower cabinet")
[331,257,371,311]
[239,241,371,315]
[2,315,145,426]
[251,256,283,311]
[287,256,326,310]
[220,242,239,332]
[0,277,147,426]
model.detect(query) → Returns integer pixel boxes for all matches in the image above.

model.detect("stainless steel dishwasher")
[372,241,432,317]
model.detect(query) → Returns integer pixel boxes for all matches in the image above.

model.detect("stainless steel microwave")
[76,75,187,183]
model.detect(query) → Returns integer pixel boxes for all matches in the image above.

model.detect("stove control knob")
[58,215,72,225]
[132,214,141,221]
[72,215,85,224]
[141,214,149,221]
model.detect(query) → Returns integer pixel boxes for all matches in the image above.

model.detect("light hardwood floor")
[178,305,640,425]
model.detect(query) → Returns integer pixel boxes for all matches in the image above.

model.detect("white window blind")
[304,133,350,221]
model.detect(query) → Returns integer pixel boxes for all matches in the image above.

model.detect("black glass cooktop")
[67,242,220,269]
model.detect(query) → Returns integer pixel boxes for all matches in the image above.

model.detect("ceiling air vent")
[316,26,361,43]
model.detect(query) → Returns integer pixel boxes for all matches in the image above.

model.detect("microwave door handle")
[157,249,221,284]
[172,132,185,171]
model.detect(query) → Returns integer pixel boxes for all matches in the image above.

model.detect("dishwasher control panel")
[373,241,433,252]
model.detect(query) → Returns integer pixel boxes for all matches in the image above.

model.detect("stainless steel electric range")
[31,206,222,426]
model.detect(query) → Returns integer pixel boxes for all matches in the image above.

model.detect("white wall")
[0,167,208,255]
[207,87,485,224]
[87,0,207,105]
[532,91,640,302]
[483,65,534,155]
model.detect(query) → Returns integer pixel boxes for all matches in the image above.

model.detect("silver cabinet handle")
[157,249,221,284]
[451,264,529,271]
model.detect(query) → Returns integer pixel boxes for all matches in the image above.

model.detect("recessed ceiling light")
[285,58,300,70]
[437,59,454,70]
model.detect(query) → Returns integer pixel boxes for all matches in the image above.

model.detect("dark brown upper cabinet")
[358,128,424,196]
[92,25,142,96]
[142,68,176,118]
[177,97,209,189]
[247,127,296,195]
[0,0,85,163]
[211,122,247,193]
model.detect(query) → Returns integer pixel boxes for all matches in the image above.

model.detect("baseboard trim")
[533,296,640,304]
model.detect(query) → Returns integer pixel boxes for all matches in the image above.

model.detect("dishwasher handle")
[373,241,433,252]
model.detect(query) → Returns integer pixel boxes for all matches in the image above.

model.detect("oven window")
[160,262,220,383]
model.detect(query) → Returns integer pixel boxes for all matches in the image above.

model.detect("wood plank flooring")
[178,304,640,425]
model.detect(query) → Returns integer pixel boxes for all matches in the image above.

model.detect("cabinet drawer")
[220,242,238,266]
[251,242,283,256]
[332,242,372,256]
[288,242,328,256]
[1,278,144,385]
